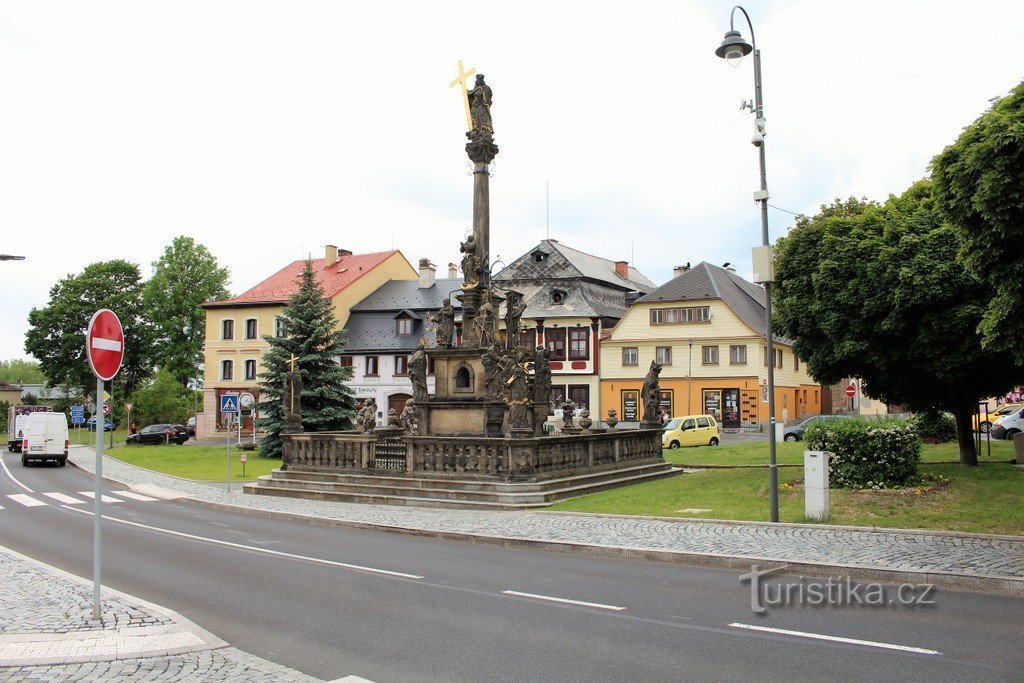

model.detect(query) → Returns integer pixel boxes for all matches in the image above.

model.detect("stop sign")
[845,383,857,398]
[86,309,125,381]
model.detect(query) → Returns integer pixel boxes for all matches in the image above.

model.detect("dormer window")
[551,289,567,304]
[532,250,547,263]
[397,318,413,335]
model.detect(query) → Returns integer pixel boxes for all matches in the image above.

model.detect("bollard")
[1013,432,1024,465]
[804,450,830,521]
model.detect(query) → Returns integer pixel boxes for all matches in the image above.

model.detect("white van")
[22,412,69,467]
[991,406,1024,441]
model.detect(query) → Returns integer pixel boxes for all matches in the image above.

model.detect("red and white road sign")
[240,453,247,464]
[124,402,133,412]
[845,383,857,398]
[86,309,124,381]
[102,402,111,416]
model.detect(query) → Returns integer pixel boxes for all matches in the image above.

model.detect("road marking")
[728,623,941,656]
[7,493,46,507]
[501,590,626,611]
[42,492,85,505]
[77,491,123,503]
[61,506,424,580]
[115,491,159,502]
[0,455,33,493]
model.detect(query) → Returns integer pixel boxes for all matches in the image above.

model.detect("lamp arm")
[729,5,757,51]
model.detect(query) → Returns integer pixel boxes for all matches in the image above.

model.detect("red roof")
[204,250,404,308]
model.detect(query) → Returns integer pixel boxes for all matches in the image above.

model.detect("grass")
[549,460,1024,535]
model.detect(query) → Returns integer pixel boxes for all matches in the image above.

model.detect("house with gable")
[599,261,823,429]
[198,244,417,439]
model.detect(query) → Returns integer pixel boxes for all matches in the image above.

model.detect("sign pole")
[226,414,232,493]
[93,377,103,621]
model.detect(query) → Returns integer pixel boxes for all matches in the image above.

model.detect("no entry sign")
[86,309,124,381]
[845,383,857,398]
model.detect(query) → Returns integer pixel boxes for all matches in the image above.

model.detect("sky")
[1,0,1022,362]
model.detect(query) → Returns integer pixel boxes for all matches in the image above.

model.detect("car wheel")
[784,434,799,442]
[668,440,680,450]
[1007,429,1021,439]
[21,454,28,466]
[709,437,720,446]
[979,422,991,434]
[59,459,66,467]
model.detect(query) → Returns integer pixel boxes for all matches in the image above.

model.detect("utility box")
[804,450,830,521]
[752,245,775,283]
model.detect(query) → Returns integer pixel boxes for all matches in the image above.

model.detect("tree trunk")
[952,405,978,466]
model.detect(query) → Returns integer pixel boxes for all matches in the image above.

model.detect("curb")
[68,452,1024,596]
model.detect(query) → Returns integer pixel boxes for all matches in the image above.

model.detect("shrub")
[910,410,957,443]
[804,417,921,489]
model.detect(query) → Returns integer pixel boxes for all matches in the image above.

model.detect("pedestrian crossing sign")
[220,394,239,414]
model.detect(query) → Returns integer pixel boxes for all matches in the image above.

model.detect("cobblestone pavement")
[0,546,320,681]
[68,447,1024,588]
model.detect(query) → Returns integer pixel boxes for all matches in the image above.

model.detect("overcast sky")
[2,0,1022,363]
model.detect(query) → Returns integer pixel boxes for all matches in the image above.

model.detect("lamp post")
[715,5,779,522]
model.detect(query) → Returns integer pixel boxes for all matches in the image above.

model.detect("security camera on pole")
[85,308,125,621]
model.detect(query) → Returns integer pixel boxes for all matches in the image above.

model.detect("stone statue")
[435,297,455,348]
[532,345,551,405]
[353,399,365,431]
[400,398,419,434]
[460,233,478,288]
[360,399,377,433]
[481,342,503,398]
[506,294,527,348]
[387,407,400,427]
[283,368,303,433]
[642,360,663,425]
[506,358,530,431]
[605,408,619,430]
[409,345,429,401]
[561,400,576,429]
[476,291,495,347]
[579,409,593,431]
[468,74,493,134]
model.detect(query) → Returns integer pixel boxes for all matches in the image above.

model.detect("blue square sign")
[220,394,239,414]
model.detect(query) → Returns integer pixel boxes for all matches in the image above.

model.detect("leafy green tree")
[142,236,230,387]
[0,359,45,385]
[128,369,193,426]
[773,182,1024,465]
[25,260,153,398]
[932,80,1024,363]
[0,401,9,432]
[256,260,356,458]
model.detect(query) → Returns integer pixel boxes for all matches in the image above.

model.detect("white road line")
[0,455,33,493]
[501,590,626,611]
[77,491,123,503]
[728,623,941,656]
[61,506,424,580]
[7,493,46,507]
[115,491,159,502]
[42,492,86,505]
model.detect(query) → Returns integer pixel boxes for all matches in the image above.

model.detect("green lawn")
[549,461,1024,535]
[103,442,280,482]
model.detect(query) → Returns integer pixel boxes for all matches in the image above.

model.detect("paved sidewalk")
[67,446,1024,594]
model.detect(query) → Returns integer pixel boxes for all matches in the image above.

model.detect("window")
[221,319,234,340]
[366,356,379,376]
[650,306,711,325]
[244,359,256,380]
[569,328,589,360]
[696,416,710,428]
[245,319,257,340]
[427,356,435,375]
[518,328,536,351]
[656,346,672,365]
[549,385,566,409]
[794,354,800,371]
[729,345,747,365]
[454,366,472,389]
[682,418,696,431]
[702,345,719,365]
[622,347,638,366]
[762,346,783,368]
[339,355,353,368]
[551,289,567,304]
[569,385,590,410]
[394,355,409,375]
[221,360,233,380]
[397,318,413,336]
[275,317,287,338]
[546,328,566,360]
[776,349,783,368]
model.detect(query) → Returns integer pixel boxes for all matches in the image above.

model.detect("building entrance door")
[389,393,411,417]
[722,388,740,428]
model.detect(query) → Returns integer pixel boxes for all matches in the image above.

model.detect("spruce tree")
[256,260,357,458]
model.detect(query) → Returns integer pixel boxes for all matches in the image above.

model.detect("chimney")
[448,262,458,279]
[338,248,352,259]
[418,258,436,289]
[614,260,629,279]
[325,244,338,264]
[624,291,641,307]
[673,265,688,278]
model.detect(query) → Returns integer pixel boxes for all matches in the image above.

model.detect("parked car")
[126,423,189,445]
[783,414,851,442]
[662,414,720,449]
[21,412,69,466]
[186,416,196,437]
[990,407,1024,441]
[86,417,116,432]
[975,402,1022,434]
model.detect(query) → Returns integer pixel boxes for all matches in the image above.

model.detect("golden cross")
[449,60,476,131]
[288,354,298,372]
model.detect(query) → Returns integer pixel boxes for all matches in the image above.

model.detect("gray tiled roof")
[494,240,655,292]
[344,279,463,353]
[638,262,792,344]
[350,279,464,312]
[344,312,437,353]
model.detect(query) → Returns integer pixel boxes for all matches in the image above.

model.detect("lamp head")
[715,29,752,67]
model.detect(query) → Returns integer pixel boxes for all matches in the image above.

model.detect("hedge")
[910,411,957,443]
[804,417,921,489]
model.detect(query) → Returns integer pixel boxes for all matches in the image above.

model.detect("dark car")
[126,423,189,445]
[86,417,116,432]
[783,414,851,442]
[186,416,196,437]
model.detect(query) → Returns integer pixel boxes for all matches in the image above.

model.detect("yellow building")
[198,245,417,438]
[600,262,822,429]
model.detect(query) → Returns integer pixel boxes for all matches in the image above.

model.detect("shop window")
[568,385,590,409]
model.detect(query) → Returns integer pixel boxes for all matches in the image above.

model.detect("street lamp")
[715,5,779,523]
[0,254,26,261]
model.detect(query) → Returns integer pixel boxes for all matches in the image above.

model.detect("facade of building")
[197,245,417,438]
[342,260,463,427]
[599,262,823,429]
[492,239,655,418]
[0,381,22,406]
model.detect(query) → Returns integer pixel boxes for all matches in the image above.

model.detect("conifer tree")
[256,260,356,458]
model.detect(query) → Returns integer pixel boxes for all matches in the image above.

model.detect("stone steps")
[244,461,682,510]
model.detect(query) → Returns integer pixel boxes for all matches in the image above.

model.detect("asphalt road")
[2,451,1022,682]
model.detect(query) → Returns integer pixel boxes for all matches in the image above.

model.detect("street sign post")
[220,394,239,492]
[239,393,255,444]
[85,309,124,622]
